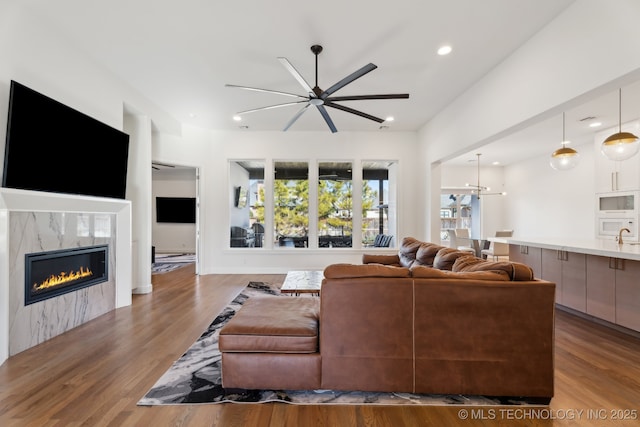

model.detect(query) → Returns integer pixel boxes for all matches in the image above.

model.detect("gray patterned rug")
[138,281,547,406]
[152,253,195,274]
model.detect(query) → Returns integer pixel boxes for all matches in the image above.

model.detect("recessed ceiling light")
[437,45,452,56]
[492,161,500,165]
[233,115,242,121]
[589,122,602,128]
[385,116,395,122]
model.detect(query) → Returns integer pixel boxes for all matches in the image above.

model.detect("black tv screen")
[156,197,196,223]
[2,80,130,199]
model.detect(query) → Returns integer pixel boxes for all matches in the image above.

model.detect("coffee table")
[280,270,323,296]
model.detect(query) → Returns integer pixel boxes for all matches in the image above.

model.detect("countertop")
[491,237,640,261]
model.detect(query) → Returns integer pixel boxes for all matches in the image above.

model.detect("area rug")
[151,263,191,274]
[152,253,195,274]
[154,253,196,263]
[138,281,546,406]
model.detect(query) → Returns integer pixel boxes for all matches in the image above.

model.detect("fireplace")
[25,245,109,305]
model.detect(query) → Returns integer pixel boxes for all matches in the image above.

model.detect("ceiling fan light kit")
[226,45,409,133]
[601,88,640,161]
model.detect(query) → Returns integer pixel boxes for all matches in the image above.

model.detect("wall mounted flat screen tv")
[235,186,248,208]
[2,80,130,199]
[156,197,196,223]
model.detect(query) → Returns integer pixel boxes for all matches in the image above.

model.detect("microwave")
[597,217,637,239]
[597,191,639,216]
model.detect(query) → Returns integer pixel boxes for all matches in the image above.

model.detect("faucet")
[618,228,631,244]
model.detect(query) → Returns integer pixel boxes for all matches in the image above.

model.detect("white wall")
[504,142,595,239]
[419,0,640,240]
[154,126,420,274]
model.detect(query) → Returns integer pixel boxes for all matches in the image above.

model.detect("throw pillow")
[452,257,534,281]
[433,248,475,270]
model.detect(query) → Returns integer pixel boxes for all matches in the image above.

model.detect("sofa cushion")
[362,253,401,266]
[219,296,319,353]
[324,263,411,279]
[452,256,534,281]
[414,243,446,267]
[410,265,510,281]
[433,248,475,270]
[398,237,424,267]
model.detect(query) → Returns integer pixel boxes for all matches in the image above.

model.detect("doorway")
[152,162,200,274]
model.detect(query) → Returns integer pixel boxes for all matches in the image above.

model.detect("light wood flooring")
[1,265,639,426]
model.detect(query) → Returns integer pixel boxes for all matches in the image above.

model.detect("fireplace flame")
[33,267,94,292]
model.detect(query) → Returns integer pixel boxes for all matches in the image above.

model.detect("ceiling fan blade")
[324,101,385,123]
[278,57,314,95]
[322,63,377,98]
[283,104,311,131]
[316,105,338,133]
[236,100,308,115]
[327,94,410,101]
[225,84,307,99]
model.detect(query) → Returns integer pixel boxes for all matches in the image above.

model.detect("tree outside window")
[274,161,308,248]
[318,162,353,248]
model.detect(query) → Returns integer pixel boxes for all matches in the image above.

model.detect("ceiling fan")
[226,45,409,133]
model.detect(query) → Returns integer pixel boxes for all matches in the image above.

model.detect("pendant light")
[550,112,579,170]
[601,88,639,161]
[464,153,507,197]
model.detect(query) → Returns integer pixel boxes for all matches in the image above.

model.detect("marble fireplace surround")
[0,188,132,364]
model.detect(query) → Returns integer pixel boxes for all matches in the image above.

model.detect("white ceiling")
[23,0,639,166]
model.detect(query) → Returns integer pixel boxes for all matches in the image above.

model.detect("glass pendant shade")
[550,146,580,170]
[601,88,640,161]
[601,131,640,161]
[550,112,579,171]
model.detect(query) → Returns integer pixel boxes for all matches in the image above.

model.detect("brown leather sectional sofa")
[220,237,556,399]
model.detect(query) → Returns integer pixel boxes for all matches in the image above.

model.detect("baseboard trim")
[132,284,153,294]
[555,304,640,340]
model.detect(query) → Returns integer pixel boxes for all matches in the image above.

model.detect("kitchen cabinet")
[508,244,541,278]
[586,255,640,329]
[615,258,640,331]
[541,249,563,304]
[540,250,586,312]
[585,255,616,323]
[506,238,640,333]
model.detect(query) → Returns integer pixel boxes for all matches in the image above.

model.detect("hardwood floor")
[1,265,639,426]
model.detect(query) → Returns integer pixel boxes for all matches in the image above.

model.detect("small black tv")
[2,80,130,199]
[234,186,248,208]
[156,197,196,223]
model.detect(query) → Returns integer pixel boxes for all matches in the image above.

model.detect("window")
[362,161,397,247]
[274,161,308,248]
[229,160,265,248]
[318,162,352,248]
[229,159,397,250]
[440,193,472,242]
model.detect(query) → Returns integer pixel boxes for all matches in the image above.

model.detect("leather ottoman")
[219,296,321,390]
